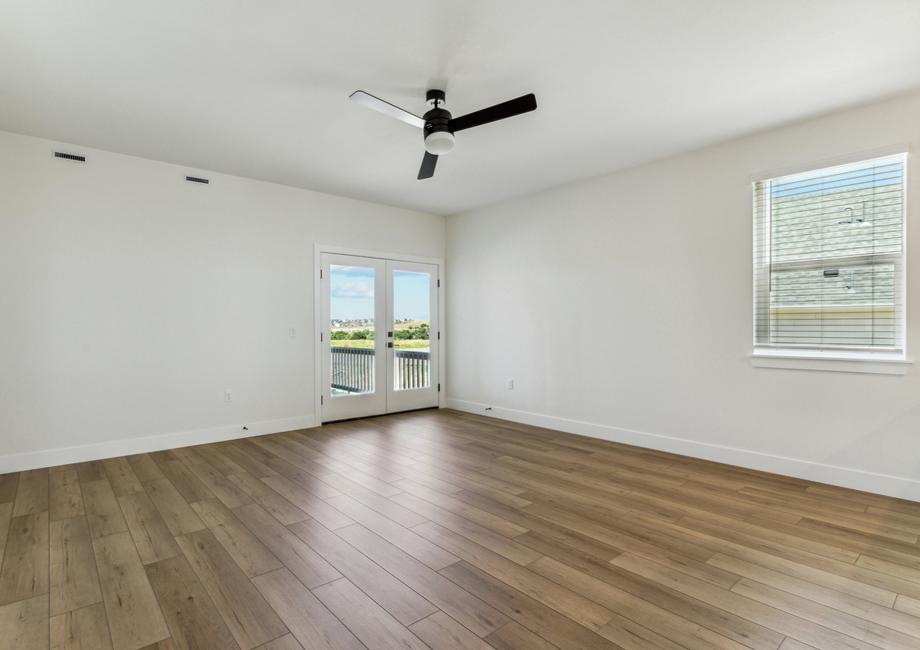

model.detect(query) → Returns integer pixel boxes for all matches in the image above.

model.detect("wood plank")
[393,491,541,565]
[393,478,529,537]
[251,568,363,650]
[484,621,558,650]
[51,602,113,650]
[74,462,105,484]
[0,511,49,605]
[312,577,429,650]
[0,473,19,504]
[512,523,780,648]
[414,520,613,630]
[176,529,287,648]
[50,516,103,615]
[660,512,919,601]
[217,443,279,479]
[611,552,882,650]
[336,523,508,637]
[288,518,437,625]
[118,493,180,564]
[231,503,340,588]
[327,494,459,570]
[150,457,214,503]
[50,469,84,521]
[731,578,920,650]
[409,611,494,650]
[225,472,309,525]
[92,531,170,650]
[145,555,240,650]
[440,560,620,650]
[329,482,429,528]
[102,458,144,497]
[0,595,49,649]
[260,475,353,529]
[529,555,771,650]
[174,451,252,508]
[0,502,12,569]
[253,635,303,650]
[142,478,205,537]
[13,468,49,516]
[126,455,165,483]
[709,553,920,638]
[189,499,281,577]
[82,480,128,539]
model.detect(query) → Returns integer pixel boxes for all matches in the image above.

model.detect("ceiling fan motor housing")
[423,89,455,155]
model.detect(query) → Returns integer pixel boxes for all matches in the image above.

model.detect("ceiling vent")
[185,175,209,184]
[54,151,86,162]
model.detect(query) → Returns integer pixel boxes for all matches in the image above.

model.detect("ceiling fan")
[349,88,537,180]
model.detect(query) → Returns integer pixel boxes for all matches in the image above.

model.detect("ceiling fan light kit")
[349,87,537,180]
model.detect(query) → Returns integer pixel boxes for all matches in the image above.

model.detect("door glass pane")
[329,264,375,396]
[392,270,431,391]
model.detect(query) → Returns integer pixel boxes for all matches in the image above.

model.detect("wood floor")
[2,410,920,649]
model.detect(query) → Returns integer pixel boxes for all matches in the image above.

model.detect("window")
[753,153,906,360]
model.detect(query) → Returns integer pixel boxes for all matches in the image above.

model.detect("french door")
[320,253,439,422]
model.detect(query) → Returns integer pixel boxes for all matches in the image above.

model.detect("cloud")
[332,280,374,299]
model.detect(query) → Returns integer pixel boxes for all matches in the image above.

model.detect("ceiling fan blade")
[449,93,537,132]
[349,90,424,129]
[417,152,438,180]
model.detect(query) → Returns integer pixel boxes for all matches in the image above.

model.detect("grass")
[331,339,430,349]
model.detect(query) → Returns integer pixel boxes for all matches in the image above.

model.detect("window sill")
[750,351,911,375]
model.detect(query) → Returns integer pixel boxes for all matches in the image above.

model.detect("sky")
[771,159,902,198]
[330,266,430,321]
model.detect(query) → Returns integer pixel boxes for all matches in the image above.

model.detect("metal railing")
[331,347,375,393]
[331,347,430,393]
[395,349,430,390]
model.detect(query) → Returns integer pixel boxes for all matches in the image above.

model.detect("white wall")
[447,90,920,500]
[0,130,444,469]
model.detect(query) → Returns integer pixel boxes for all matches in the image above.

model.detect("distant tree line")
[330,323,429,341]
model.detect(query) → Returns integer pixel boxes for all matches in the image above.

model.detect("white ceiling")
[2,1,920,215]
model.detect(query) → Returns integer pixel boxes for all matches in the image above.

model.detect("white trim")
[750,143,910,182]
[447,398,920,502]
[750,349,911,375]
[314,243,443,266]
[313,243,447,425]
[0,414,316,474]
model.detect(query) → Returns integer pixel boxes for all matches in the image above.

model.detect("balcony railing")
[331,347,375,393]
[395,349,430,390]
[331,346,430,393]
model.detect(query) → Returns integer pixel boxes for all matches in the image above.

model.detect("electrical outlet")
[224,390,232,403]
[507,379,514,390]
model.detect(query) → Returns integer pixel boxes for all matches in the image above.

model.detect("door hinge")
[320,269,323,279]
[437,278,440,288]
[437,331,440,340]
[320,332,323,342]
[321,395,324,405]
[437,383,441,392]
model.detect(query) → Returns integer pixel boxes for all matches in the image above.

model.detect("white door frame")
[313,243,446,425]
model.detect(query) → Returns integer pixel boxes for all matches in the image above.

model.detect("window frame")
[751,151,909,371]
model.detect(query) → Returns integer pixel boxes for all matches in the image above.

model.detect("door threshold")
[321,406,440,425]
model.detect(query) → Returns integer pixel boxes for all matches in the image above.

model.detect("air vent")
[185,175,209,184]
[54,152,86,162]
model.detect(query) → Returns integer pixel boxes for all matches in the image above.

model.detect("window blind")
[753,154,906,355]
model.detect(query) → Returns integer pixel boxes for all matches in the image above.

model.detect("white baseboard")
[447,398,920,503]
[0,414,317,473]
